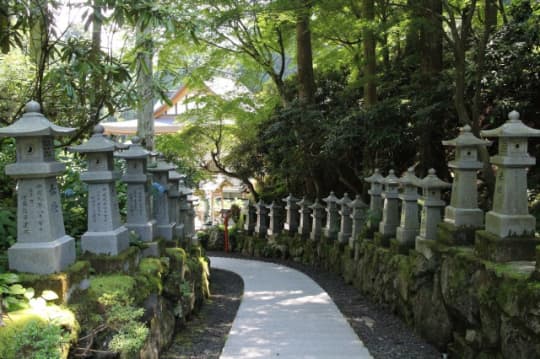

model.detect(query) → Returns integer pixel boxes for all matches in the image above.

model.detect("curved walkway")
[210,256,372,359]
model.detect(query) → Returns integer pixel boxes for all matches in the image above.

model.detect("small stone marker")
[243,202,256,235]
[415,169,451,258]
[378,170,401,239]
[282,193,300,235]
[147,158,177,240]
[310,199,325,241]
[396,167,421,249]
[323,191,340,240]
[114,136,157,242]
[348,195,368,249]
[297,197,313,238]
[337,193,353,244]
[0,101,76,274]
[267,200,284,237]
[69,125,129,255]
[254,200,269,238]
[476,110,540,261]
[365,169,384,230]
[442,125,491,236]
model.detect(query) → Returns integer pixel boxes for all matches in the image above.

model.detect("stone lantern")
[442,125,491,243]
[378,170,401,241]
[323,191,340,240]
[337,193,353,244]
[114,136,156,242]
[0,101,76,273]
[282,193,300,235]
[147,158,177,240]
[168,170,184,238]
[69,125,129,255]
[178,176,191,237]
[266,200,284,237]
[310,199,325,241]
[396,167,420,248]
[477,110,540,261]
[243,202,256,235]
[254,200,269,238]
[297,197,312,238]
[365,169,384,230]
[415,169,451,258]
[348,195,368,249]
[185,196,197,239]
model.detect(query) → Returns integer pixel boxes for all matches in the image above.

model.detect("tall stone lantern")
[310,199,325,241]
[254,200,269,238]
[147,158,177,240]
[323,191,340,240]
[395,167,420,249]
[365,169,384,230]
[415,169,451,258]
[114,136,156,242]
[297,197,312,238]
[282,193,300,235]
[348,195,368,249]
[266,200,284,237]
[69,125,129,255]
[168,170,184,238]
[441,125,491,244]
[0,101,76,274]
[337,193,353,244]
[378,170,401,241]
[476,111,540,261]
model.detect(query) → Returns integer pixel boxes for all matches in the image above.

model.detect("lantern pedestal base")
[81,226,130,256]
[8,235,76,274]
[475,230,540,262]
[126,220,157,242]
[156,223,175,241]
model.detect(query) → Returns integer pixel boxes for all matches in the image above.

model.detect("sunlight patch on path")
[211,256,372,359]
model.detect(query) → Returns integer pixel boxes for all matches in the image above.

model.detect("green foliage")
[0,273,29,314]
[57,153,88,239]
[8,319,68,359]
[97,291,148,357]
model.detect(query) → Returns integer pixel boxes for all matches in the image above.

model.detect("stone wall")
[233,233,540,359]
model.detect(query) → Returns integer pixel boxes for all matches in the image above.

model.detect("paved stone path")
[210,256,372,359]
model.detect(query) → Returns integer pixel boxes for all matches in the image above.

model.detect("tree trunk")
[296,0,316,105]
[29,0,49,105]
[136,25,155,150]
[362,0,377,107]
[90,0,102,123]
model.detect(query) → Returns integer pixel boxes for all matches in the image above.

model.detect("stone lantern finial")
[25,100,40,113]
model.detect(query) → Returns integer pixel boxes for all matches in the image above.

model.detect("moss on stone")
[18,260,91,304]
[81,246,141,274]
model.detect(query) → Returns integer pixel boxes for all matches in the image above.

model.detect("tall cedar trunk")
[472,0,498,199]
[418,0,445,177]
[296,0,316,105]
[362,0,377,107]
[29,0,48,105]
[90,0,102,122]
[136,25,155,150]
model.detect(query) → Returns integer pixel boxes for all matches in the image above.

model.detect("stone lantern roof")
[323,191,339,204]
[481,111,540,138]
[297,197,312,207]
[169,170,182,181]
[383,170,400,186]
[310,199,325,210]
[443,125,491,147]
[417,169,451,189]
[349,195,367,209]
[115,136,150,159]
[282,193,299,204]
[69,125,119,153]
[148,159,176,172]
[365,168,384,183]
[399,167,420,186]
[0,101,75,137]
